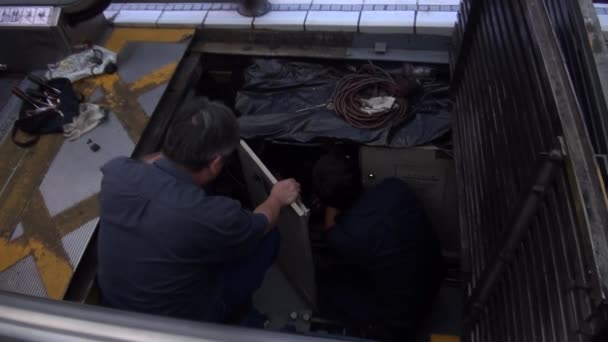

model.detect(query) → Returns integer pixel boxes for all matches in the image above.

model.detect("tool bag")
[12,78,81,148]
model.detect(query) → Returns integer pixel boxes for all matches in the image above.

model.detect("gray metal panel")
[237,140,316,308]
[39,112,134,217]
[137,82,168,117]
[0,256,48,298]
[0,16,69,73]
[118,41,188,85]
[0,292,341,342]
[61,218,98,269]
[253,265,310,330]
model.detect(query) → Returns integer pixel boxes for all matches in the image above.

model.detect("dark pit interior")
[169,53,462,341]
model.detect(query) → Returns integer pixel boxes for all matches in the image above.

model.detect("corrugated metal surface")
[61,218,98,269]
[0,256,48,298]
[451,0,608,340]
[543,0,608,184]
[39,112,134,217]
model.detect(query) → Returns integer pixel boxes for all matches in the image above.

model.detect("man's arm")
[254,178,300,233]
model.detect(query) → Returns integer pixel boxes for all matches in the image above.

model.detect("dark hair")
[312,150,362,210]
[162,98,240,170]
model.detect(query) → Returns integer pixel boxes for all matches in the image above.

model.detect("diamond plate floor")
[61,218,99,269]
[118,41,188,84]
[39,113,134,217]
[0,255,47,298]
[0,27,193,299]
[138,82,168,117]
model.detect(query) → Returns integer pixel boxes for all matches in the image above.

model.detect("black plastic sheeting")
[236,59,451,148]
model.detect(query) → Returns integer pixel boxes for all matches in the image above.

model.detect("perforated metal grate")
[0,255,48,298]
[39,113,134,217]
[61,218,98,269]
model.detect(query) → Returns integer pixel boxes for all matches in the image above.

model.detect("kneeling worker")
[97,98,300,323]
[313,151,446,335]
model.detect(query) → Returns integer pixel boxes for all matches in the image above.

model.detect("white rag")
[360,96,396,115]
[63,103,108,140]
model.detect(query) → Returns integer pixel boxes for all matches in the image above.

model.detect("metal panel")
[0,256,48,298]
[451,0,608,340]
[39,113,134,217]
[61,218,98,269]
[0,292,340,342]
[237,140,317,308]
[138,83,168,117]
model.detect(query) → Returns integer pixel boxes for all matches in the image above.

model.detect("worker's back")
[97,156,266,321]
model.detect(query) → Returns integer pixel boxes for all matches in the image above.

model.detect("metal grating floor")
[0,27,193,299]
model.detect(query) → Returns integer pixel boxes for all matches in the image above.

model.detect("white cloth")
[46,46,117,82]
[360,96,396,115]
[63,103,108,140]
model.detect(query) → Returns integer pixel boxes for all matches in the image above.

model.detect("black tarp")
[236,59,451,147]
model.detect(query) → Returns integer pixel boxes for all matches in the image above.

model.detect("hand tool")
[27,74,61,95]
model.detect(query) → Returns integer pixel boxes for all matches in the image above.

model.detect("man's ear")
[208,155,224,175]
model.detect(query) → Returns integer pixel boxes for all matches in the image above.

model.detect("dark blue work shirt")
[97,157,267,322]
[322,178,445,322]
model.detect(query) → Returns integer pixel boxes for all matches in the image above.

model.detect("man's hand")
[255,178,301,233]
[270,178,301,206]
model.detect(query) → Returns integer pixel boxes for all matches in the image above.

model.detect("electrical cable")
[332,64,414,129]
[332,64,452,131]
[89,48,105,76]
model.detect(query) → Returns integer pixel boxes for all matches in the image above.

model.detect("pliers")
[12,87,64,117]
[27,74,61,95]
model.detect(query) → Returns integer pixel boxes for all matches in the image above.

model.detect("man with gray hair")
[97,98,300,323]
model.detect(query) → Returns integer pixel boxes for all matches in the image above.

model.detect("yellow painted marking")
[75,27,193,143]
[55,194,99,237]
[0,27,194,300]
[431,334,460,342]
[30,239,73,299]
[129,62,178,92]
[89,73,121,106]
[0,238,72,299]
[104,28,194,53]
[0,135,63,240]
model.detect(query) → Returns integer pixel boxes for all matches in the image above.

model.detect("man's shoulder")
[100,156,169,200]
[101,156,138,174]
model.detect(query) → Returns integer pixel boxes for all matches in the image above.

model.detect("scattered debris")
[90,143,100,152]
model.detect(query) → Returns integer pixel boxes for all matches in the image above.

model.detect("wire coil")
[332,64,414,129]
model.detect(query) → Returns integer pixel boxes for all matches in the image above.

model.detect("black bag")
[12,78,81,147]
